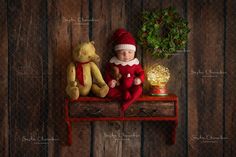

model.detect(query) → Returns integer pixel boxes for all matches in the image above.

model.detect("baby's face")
[116,49,135,62]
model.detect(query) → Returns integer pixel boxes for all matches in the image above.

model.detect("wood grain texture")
[8,0,48,156]
[141,0,164,156]
[126,0,143,61]
[142,1,168,156]
[142,0,187,157]
[225,0,236,156]
[188,0,224,157]
[143,121,170,157]
[92,1,126,156]
[70,102,120,117]
[92,0,127,69]
[0,0,8,156]
[125,101,175,117]
[122,121,141,157]
[93,121,123,157]
[161,1,187,157]
[47,0,91,157]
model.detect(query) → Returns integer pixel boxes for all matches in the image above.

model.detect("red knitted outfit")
[105,57,145,111]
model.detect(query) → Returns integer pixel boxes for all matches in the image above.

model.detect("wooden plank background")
[188,1,225,157]
[0,0,235,157]
[225,0,236,157]
[48,0,92,157]
[0,0,8,156]
[7,0,48,157]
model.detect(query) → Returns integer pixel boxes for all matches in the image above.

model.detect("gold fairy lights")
[147,64,170,88]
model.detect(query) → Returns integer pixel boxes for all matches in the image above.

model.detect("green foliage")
[138,7,190,59]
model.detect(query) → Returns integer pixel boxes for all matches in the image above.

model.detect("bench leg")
[166,121,177,145]
[66,121,72,145]
[170,122,177,144]
[65,99,72,145]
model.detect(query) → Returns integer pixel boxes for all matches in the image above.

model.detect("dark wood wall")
[0,0,8,156]
[0,0,235,157]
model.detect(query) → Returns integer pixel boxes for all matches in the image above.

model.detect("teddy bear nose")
[93,54,100,62]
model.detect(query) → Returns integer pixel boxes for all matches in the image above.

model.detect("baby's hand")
[134,77,142,85]
[109,80,117,88]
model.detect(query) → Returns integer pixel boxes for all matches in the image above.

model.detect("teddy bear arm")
[67,62,76,85]
[90,62,106,86]
[66,62,80,100]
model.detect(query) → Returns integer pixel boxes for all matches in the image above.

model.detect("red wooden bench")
[65,94,178,145]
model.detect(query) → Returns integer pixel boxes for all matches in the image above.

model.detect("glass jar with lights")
[146,64,170,96]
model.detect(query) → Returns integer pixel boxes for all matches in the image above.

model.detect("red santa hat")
[112,28,136,52]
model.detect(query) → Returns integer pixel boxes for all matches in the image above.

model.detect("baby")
[105,28,145,111]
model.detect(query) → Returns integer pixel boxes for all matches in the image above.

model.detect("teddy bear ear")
[90,41,95,45]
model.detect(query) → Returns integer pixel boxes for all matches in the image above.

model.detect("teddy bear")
[66,41,109,100]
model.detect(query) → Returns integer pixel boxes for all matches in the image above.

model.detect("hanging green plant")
[138,7,190,59]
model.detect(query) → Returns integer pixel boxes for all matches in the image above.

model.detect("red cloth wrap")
[76,62,90,86]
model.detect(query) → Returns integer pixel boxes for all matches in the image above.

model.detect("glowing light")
[147,64,170,87]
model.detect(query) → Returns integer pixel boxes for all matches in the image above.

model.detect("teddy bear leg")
[91,84,109,98]
[66,86,80,100]
[121,85,142,111]
[79,85,92,96]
